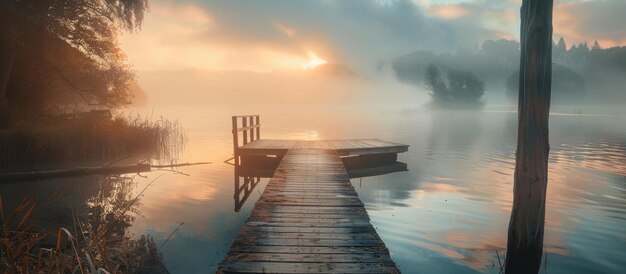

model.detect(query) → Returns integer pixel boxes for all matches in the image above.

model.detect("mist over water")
[2,101,624,273]
[3,0,626,273]
[124,105,626,273]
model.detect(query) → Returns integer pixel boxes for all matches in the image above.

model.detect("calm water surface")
[2,106,625,273]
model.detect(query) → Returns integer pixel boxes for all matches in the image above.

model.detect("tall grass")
[0,113,186,172]
[0,179,168,273]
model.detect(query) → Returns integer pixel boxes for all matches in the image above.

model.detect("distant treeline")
[391,38,626,104]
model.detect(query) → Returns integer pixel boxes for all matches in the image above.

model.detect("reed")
[0,183,168,273]
[0,113,186,172]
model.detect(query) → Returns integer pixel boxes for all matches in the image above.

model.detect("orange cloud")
[427,4,471,20]
[120,2,334,72]
[554,1,626,47]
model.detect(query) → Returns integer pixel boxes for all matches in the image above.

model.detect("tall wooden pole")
[505,0,553,273]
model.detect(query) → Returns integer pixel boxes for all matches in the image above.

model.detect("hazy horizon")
[120,0,626,109]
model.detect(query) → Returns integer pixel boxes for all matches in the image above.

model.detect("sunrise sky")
[119,0,626,105]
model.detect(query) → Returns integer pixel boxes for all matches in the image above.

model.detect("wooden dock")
[218,116,406,273]
[237,139,408,157]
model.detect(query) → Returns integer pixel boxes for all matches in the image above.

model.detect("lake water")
[2,105,625,273]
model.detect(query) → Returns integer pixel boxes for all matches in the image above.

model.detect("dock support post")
[232,116,239,166]
[242,117,248,145]
[256,116,261,140]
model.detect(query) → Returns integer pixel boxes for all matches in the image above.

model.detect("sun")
[302,51,328,70]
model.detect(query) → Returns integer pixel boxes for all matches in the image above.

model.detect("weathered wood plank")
[244,223,371,228]
[238,226,376,234]
[233,238,385,247]
[227,245,390,255]
[246,218,371,226]
[251,208,367,215]
[251,212,365,219]
[238,139,408,157]
[223,253,393,263]
[236,232,379,240]
[218,149,400,273]
[218,261,399,274]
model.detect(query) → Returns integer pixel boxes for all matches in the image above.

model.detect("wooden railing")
[232,115,260,165]
[234,174,260,212]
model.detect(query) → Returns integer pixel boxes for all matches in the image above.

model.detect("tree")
[579,42,590,52]
[554,37,567,58]
[592,40,602,51]
[447,69,484,106]
[424,63,484,108]
[424,63,449,103]
[0,0,148,118]
[505,0,553,273]
[556,37,566,52]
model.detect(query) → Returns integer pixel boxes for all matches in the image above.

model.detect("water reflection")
[234,172,261,212]
[0,175,166,272]
[152,108,624,273]
[3,106,625,273]
[349,111,626,274]
[231,151,408,212]
[343,153,408,179]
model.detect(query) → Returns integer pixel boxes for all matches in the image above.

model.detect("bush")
[424,63,485,108]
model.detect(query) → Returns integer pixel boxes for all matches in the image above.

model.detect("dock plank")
[218,261,399,274]
[223,253,394,263]
[237,139,408,157]
[218,149,400,273]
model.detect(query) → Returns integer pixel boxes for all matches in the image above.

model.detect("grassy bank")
[0,178,170,273]
[0,113,185,172]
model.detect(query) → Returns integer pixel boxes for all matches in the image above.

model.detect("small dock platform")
[218,116,406,273]
[237,139,408,157]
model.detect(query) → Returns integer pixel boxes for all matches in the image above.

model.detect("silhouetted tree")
[424,63,484,108]
[447,69,484,106]
[554,37,567,58]
[505,0,553,273]
[556,37,567,52]
[424,63,449,103]
[592,40,602,51]
[392,29,626,105]
[0,0,148,120]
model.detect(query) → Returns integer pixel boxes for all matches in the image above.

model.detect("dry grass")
[0,113,186,172]
[0,177,169,273]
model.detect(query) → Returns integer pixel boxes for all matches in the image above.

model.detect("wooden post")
[505,1,553,273]
[249,116,255,141]
[256,115,261,140]
[234,170,241,212]
[242,117,248,145]
[232,116,239,166]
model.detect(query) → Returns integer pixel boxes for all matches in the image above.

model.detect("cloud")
[122,0,504,74]
[119,0,626,79]
[428,3,472,20]
[554,0,626,47]
[423,1,520,42]
[121,0,626,75]
[423,0,626,49]
[122,1,316,71]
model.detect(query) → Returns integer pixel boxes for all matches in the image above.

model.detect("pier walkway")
[217,116,406,273]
